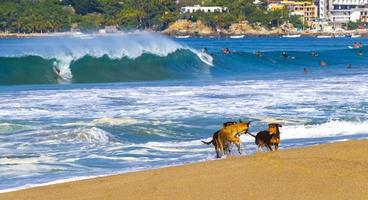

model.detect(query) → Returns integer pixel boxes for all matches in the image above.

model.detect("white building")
[180,5,228,13]
[319,0,368,22]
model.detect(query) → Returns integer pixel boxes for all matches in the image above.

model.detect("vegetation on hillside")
[0,0,302,33]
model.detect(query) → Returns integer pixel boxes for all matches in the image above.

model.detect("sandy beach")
[1,140,367,200]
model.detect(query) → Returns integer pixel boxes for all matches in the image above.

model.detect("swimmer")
[320,60,327,67]
[222,48,231,54]
[310,51,319,57]
[359,42,363,48]
[353,42,359,49]
[255,50,263,57]
[347,64,352,69]
[304,68,309,74]
[281,51,288,58]
[357,50,363,56]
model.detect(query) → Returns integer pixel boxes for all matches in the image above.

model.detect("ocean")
[0,32,367,191]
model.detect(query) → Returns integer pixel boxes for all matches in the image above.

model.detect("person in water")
[304,68,309,74]
[353,42,359,49]
[359,42,363,48]
[347,64,352,69]
[281,51,288,58]
[357,50,363,56]
[222,48,231,54]
[55,65,61,75]
[310,51,319,57]
[203,48,209,53]
[320,60,327,67]
[255,50,263,57]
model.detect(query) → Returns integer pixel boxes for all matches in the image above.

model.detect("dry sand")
[1,140,368,200]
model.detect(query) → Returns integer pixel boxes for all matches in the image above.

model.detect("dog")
[202,120,251,158]
[202,121,237,154]
[248,123,282,151]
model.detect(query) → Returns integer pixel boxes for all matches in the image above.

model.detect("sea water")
[0,32,367,191]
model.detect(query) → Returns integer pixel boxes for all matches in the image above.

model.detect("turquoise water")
[0,32,368,191]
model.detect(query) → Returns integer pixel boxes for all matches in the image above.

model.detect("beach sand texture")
[1,140,367,200]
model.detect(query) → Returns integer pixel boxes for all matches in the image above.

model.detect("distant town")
[0,0,367,38]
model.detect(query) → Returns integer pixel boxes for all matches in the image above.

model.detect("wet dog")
[248,123,282,151]
[202,121,236,154]
[202,121,251,158]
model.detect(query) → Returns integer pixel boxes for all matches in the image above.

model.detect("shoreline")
[1,139,367,200]
[1,30,368,39]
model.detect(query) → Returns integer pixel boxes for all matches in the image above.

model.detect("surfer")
[281,51,288,58]
[320,60,327,67]
[54,65,61,75]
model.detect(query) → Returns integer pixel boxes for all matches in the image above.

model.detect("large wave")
[0,32,213,85]
[0,33,367,85]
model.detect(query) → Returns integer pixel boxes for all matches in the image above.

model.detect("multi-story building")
[180,5,228,13]
[319,0,368,22]
[268,1,318,24]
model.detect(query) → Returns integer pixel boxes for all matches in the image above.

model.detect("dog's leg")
[234,141,241,155]
[266,144,273,151]
[257,144,263,152]
[218,140,224,158]
[275,144,279,151]
[215,148,220,158]
[214,140,221,158]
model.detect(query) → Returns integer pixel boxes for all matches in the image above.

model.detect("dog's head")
[223,121,237,127]
[227,120,251,135]
[268,123,282,135]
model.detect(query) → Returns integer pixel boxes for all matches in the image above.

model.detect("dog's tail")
[201,140,213,145]
[246,132,256,138]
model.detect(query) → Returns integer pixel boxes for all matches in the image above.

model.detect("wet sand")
[1,140,367,200]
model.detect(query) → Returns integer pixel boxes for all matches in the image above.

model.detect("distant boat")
[175,35,190,39]
[334,34,346,38]
[317,35,333,38]
[229,35,245,39]
[351,34,361,38]
[282,34,301,38]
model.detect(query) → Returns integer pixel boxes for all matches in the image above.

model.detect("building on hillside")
[180,5,228,13]
[360,9,368,22]
[268,3,285,11]
[268,1,318,25]
[268,0,283,4]
[319,0,368,23]
[318,0,332,19]
[330,1,368,22]
[309,18,334,31]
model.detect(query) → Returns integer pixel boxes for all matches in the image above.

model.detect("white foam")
[91,117,140,126]
[72,127,111,143]
[0,31,187,82]
[281,120,368,139]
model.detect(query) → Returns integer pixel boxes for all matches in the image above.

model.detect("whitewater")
[0,32,368,191]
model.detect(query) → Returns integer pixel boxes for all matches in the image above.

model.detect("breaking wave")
[0,32,213,85]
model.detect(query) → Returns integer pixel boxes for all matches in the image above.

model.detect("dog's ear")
[247,121,252,126]
[277,123,282,127]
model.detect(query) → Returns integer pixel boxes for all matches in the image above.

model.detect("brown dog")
[202,121,236,155]
[202,121,251,158]
[248,123,282,151]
